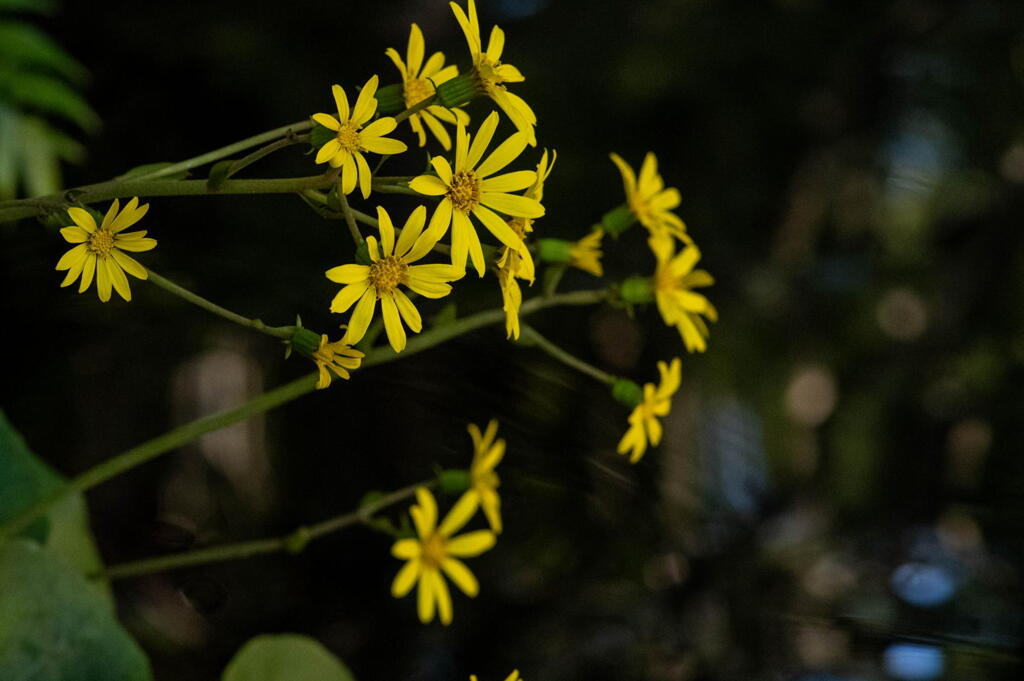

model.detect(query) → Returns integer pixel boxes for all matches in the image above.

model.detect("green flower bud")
[374,83,406,115]
[288,327,322,359]
[612,378,643,408]
[538,238,573,264]
[437,469,470,495]
[601,203,635,237]
[435,71,482,109]
[620,275,655,304]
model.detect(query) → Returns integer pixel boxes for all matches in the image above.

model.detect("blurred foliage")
[221,634,356,681]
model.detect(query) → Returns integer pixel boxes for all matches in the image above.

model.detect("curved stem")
[392,94,437,124]
[95,481,428,580]
[146,269,293,339]
[520,324,616,385]
[337,190,363,245]
[224,133,309,181]
[0,288,608,541]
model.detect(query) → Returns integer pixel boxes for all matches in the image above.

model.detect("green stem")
[337,190,363,245]
[520,324,616,385]
[393,94,437,125]
[370,182,420,196]
[95,481,428,580]
[0,289,607,541]
[224,133,309,180]
[146,269,293,339]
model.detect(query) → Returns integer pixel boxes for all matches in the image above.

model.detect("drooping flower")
[609,152,687,242]
[325,205,463,353]
[650,236,717,353]
[313,75,408,198]
[568,229,604,277]
[386,23,469,150]
[55,198,156,302]
[410,111,542,277]
[495,149,554,338]
[311,334,364,389]
[450,0,536,146]
[617,358,682,463]
[470,672,522,681]
[391,487,496,625]
[465,419,505,533]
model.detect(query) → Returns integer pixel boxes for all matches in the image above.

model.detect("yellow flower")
[617,358,681,463]
[609,152,687,242]
[55,197,156,302]
[386,23,469,150]
[325,206,463,353]
[471,672,522,681]
[568,229,604,277]
[391,487,496,625]
[465,419,505,533]
[495,149,554,338]
[410,111,543,277]
[650,236,717,353]
[313,75,408,198]
[311,334,364,389]
[450,0,536,146]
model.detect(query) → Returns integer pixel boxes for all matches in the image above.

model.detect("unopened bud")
[612,379,643,408]
[619,276,655,304]
[601,204,635,237]
[435,71,482,109]
[437,469,470,495]
[374,83,406,114]
[538,238,573,264]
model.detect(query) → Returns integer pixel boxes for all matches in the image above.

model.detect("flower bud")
[287,327,322,359]
[537,238,573,264]
[612,378,643,408]
[619,276,655,304]
[601,204,635,237]
[374,83,406,114]
[435,71,482,109]
[437,469,470,495]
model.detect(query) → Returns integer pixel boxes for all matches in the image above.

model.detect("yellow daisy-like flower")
[609,152,687,242]
[313,75,408,198]
[465,419,505,534]
[450,0,536,146]
[325,205,463,353]
[55,197,156,302]
[651,236,717,353]
[391,487,496,625]
[410,110,543,278]
[617,358,682,463]
[311,334,364,389]
[471,672,522,681]
[386,23,469,150]
[495,149,554,338]
[568,229,605,277]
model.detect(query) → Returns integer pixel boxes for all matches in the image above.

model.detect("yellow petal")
[385,47,407,80]
[485,25,504,61]
[438,491,479,537]
[407,22,425,76]
[475,131,527,178]
[330,281,370,313]
[479,170,535,193]
[78,254,96,293]
[421,111,452,151]
[110,249,148,279]
[471,204,524,252]
[417,567,437,623]
[356,151,372,200]
[108,197,148,233]
[59,225,89,243]
[413,487,438,536]
[441,558,479,597]
[381,294,407,353]
[450,0,481,56]
[111,236,157,252]
[362,117,397,138]
[341,288,377,345]
[312,112,340,131]
[331,84,350,121]
[409,174,449,196]
[99,199,120,231]
[430,156,454,184]
[106,258,132,301]
[393,289,423,333]
[446,530,496,557]
[392,559,420,598]
[479,192,543,219]
[467,111,500,171]
[315,138,341,164]
[55,243,87,271]
[419,198,454,249]
[395,205,427,258]
[96,256,112,301]
[67,207,96,233]
[351,74,379,126]
[325,264,370,284]
[361,136,407,156]
[433,570,453,625]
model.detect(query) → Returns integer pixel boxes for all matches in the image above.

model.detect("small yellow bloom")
[311,334,364,389]
[568,229,604,277]
[471,672,522,681]
[386,23,470,150]
[55,198,156,302]
[495,149,554,338]
[617,358,681,463]
[410,111,543,277]
[313,75,408,198]
[465,419,505,533]
[650,236,717,353]
[450,0,536,146]
[325,206,463,353]
[609,152,687,242]
[391,487,496,625]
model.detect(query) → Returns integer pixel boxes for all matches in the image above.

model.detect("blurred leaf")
[116,162,189,181]
[1,68,100,131]
[0,539,152,681]
[20,114,61,196]
[0,0,55,13]
[207,159,235,191]
[0,409,110,602]
[222,634,356,681]
[0,20,89,82]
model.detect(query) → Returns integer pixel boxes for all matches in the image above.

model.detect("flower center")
[86,229,115,258]
[421,533,447,568]
[474,55,504,95]
[653,264,677,294]
[312,343,336,365]
[448,171,481,212]
[367,255,407,295]
[336,121,363,152]
[403,77,434,108]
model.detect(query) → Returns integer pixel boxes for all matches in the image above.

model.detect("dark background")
[2,0,1023,679]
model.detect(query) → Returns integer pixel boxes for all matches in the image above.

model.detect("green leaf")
[207,159,235,191]
[222,634,356,681]
[309,120,335,149]
[0,540,152,681]
[115,161,189,181]
[0,21,89,83]
[0,409,109,601]
[0,0,55,13]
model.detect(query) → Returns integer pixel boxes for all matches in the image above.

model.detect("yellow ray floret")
[568,229,604,277]
[410,111,543,277]
[470,672,522,681]
[391,487,496,625]
[325,205,464,353]
[450,0,536,146]
[313,75,408,198]
[465,419,505,533]
[55,197,156,302]
[312,334,364,389]
[610,152,687,242]
[386,23,469,150]
[617,358,682,463]
[650,236,717,353]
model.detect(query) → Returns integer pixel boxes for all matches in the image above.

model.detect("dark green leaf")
[1,69,100,131]
[0,21,89,83]
[222,634,356,681]
[207,159,235,191]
